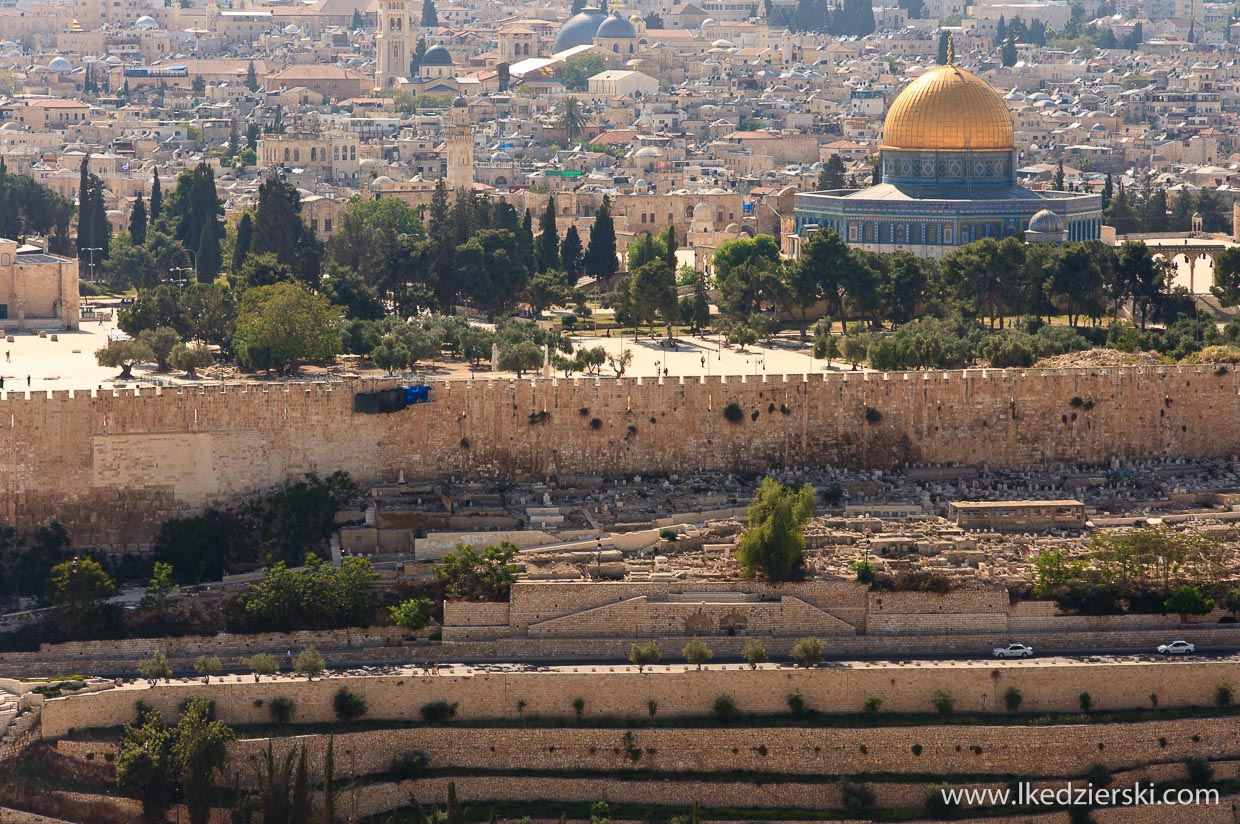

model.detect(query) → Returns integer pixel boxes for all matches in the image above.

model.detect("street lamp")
[80,247,103,283]
[168,267,193,289]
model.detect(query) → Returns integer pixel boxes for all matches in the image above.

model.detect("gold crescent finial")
[947,34,954,65]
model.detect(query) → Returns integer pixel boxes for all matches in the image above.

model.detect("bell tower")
[375,0,409,90]
[446,96,474,190]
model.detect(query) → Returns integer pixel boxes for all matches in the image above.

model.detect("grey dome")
[421,45,454,65]
[596,12,636,39]
[553,7,607,52]
[1028,209,1064,233]
[48,56,72,71]
[452,95,468,107]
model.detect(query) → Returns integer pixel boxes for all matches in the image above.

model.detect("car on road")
[993,643,1034,659]
[1157,641,1195,655]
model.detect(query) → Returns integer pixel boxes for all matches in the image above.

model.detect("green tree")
[1225,586,1240,618]
[193,655,223,682]
[524,268,570,317]
[149,171,162,223]
[96,340,154,379]
[117,708,176,823]
[295,646,325,679]
[103,234,158,291]
[50,557,115,635]
[559,53,605,91]
[130,195,148,245]
[791,635,824,668]
[817,154,847,190]
[243,652,279,681]
[558,96,588,143]
[630,259,678,337]
[497,339,543,377]
[245,60,259,91]
[390,597,435,631]
[1164,584,1215,621]
[173,697,235,824]
[735,478,815,582]
[233,211,254,272]
[139,562,178,613]
[435,542,519,601]
[560,224,584,279]
[138,326,182,372]
[1001,36,1017,66]
[742,637,767,669]
[233,282,342,374]
[538,195,560,271]
[169,343,214,377]
[196,222,222,283]
[250,176,320,284]
[421,0,438,26]
[138,651,172,683]
[584,195,617,279]
[682,637,714,670]
[629,642,661,672]
[1211,247,1240,306]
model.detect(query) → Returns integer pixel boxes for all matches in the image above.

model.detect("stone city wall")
[39,660,1240,739]
[3,366,1240,548]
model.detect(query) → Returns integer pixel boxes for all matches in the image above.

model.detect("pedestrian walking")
[700,355,705,368]
[4,351,8,362]
[26,375,30,387]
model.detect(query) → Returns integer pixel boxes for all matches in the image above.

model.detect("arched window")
[613,43,619,52]
[310,147,317,161]
[283,148,290,161]
[350,146,356,160]
[294,148,300,161]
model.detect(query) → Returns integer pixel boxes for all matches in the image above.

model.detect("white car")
[1158,641,1195,655]
[993,643,1034,659]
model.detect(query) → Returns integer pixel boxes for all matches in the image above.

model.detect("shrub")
[933,689,955,716]
[863,406,882,423]
[791,636,824,668]
[1216,683,1234,708]
[659,528,678,541]
[647,699,658,718]
[629,642,661,673]
[243,653,279,682]
[925,783,959,817]
[1003,686,1023,713]
[1086,763,1113,788]
[295,647,325,679]
[333,687,367,721]
[840,779,875,815]
[742,638,767,669]
[853,559,876,584]
[572,697,585,719]
[682,637,713,670]
[711,694,740,724]
[269,696,295,724]
[389,597,435,631]
[863,696,883,719]
[1185,756,1214,785]
[787,690,807,719]
[723,402,744,422]
[391,749,429,780]
[420,701,458,723]
[1078,692,1093,713]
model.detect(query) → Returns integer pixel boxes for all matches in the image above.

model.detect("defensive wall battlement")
[2,366,1239,548]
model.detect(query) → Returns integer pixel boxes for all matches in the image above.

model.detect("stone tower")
[446,96,474,190]
[375,0,409,90]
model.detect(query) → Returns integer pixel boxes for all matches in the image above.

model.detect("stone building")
[0,239,79,331]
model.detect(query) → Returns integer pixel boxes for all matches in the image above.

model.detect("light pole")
[168,267,192,289]
[81,247,102,283]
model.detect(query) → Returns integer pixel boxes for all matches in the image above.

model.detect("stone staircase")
[0,686,37,763]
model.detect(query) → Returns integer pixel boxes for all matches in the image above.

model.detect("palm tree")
[559,96,588,145]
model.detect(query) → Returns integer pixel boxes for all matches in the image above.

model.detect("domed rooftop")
[134,15,158,28]
[452,94,467,106]
[371,175,395,186]
[421,45,454,65]
[47,56,72,72]
[553,7,607,52]
[880,63,1014,153]
[596,12,637,39]
[1027,209,1063,233]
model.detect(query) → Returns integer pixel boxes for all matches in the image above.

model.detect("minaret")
[375,0,409,90]
[446,95,474,190]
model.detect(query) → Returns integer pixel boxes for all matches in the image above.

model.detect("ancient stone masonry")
[3,366,1239,548]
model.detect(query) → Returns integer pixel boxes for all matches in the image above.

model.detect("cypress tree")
[421,0,438,26]
[322,737,335,824]
[250,176,312,272]
[245,60,259,92]
[661,224,678,268]
[0,156,8,239]
[560,224,583,279]
[584,195,617,279]
[233,212,253,272]
[77,155,92,279]
[538,195,559,272]
[937,30,949,64]
[1102,173,1113,210]
[196,222,221,283]
[149,171,162,223]
[129,195,147,245]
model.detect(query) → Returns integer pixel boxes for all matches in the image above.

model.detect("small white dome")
[134,15,158,29]
[371,175,395,186]
[48,56,72,72]
[283,23,301,34]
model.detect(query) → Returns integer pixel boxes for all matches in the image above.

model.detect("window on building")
[324,218,332,232]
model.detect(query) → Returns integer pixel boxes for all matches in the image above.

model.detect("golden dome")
[880,64,1014,153]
